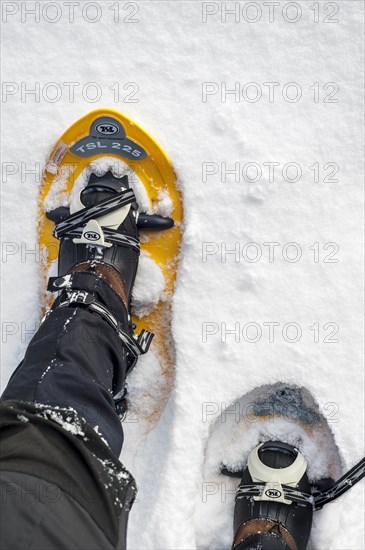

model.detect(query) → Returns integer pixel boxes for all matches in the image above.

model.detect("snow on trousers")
[0,273,136,550]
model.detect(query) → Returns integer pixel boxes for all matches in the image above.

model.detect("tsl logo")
[95,123,119,135]
[84,231,100,241]
[265,488,282,499]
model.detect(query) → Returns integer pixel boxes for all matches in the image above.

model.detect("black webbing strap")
[54,188,136,239]
[235,457,365,510]
[45,283,154,365]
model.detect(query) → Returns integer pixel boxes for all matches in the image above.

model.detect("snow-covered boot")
[232,441,313,550]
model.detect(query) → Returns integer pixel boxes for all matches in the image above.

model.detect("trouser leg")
[0,273,137,549]
[2,272,130,457]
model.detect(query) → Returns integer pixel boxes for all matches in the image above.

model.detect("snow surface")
[131,250,166,317]
[1,1,364,549]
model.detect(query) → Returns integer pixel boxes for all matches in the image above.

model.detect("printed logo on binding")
[70,116,148,160]
[84,231,100,241]
[265,488,282,499]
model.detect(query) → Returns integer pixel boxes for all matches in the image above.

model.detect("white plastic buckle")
[72,219,112,248]
[248,443,308,505]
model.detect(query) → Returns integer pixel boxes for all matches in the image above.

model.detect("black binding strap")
[63,226,140,252]
[45,284,154,367]
[53,188,136,239]
[235,457,365,511]
[312,457,365,509]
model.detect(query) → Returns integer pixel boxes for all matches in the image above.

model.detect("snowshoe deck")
[38,109,182,411]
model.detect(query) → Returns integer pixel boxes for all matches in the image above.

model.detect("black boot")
[46,170,173,377]
[232,441,313,550]
[47,170,174,306]
[48,171,140,304]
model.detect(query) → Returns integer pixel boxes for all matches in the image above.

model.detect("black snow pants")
[0,272,137,550]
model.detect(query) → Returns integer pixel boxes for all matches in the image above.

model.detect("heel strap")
[61,290,153,368]
[47,277,153,372]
